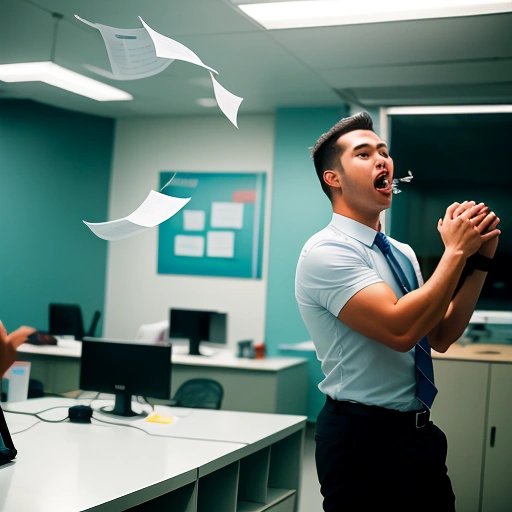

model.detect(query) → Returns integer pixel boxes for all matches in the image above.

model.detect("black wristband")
[468,253,493,273]
[453,253,493,297]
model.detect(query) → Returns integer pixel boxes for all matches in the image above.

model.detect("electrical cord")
[90,413,241,444]
[6,404,239,444]
[91,415,171,437]
[139,396,155,411]
[4,405,70,423]
[9,420,41,436]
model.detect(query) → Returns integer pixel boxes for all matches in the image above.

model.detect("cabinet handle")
[490,426,496,447]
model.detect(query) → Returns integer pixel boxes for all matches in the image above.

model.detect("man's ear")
[323,169,342,191]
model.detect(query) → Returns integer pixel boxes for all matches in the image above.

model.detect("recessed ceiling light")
[196,98,218,108]
[387,105,512,115]
[0,61,132,101]
[236,0,512,30]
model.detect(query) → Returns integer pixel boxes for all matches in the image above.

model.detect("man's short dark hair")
[311,111,374,199]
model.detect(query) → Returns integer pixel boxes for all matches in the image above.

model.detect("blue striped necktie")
[374,231,438,409]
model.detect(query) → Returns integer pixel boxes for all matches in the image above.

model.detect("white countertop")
[22,338,512,367]
[18,340,307,371]
[433,342,512,364]
[17,338,82,358]
[280,340,512,364]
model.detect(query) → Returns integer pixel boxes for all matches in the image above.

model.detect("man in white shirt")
[295,112,500,511]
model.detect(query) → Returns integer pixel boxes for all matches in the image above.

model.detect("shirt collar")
[330,213,378,248]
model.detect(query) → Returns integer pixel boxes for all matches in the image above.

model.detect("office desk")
[17,342,308,415]
[1,397,306,512]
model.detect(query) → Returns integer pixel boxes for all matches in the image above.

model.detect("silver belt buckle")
[415,410,428,428]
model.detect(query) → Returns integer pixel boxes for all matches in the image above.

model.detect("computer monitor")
[169,309,227,356]
[80,337,172,417]
[49,303,102,341]
[49,303,85,340]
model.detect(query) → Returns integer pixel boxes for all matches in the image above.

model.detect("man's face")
[335,129,394,217]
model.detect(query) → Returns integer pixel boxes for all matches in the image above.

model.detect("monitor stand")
[100,392,146,417]
[188,336,202,356]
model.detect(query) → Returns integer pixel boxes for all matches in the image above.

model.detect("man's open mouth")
[374,172,390,191]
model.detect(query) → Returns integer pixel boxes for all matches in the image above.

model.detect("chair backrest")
[86,310,101,338]
[171,378,224,409]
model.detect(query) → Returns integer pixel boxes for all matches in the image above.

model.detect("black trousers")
[315,398,456,512]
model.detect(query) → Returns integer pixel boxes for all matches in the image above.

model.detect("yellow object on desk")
[145,412,174,424]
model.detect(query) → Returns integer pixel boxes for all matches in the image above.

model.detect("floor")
[299,422,323,512]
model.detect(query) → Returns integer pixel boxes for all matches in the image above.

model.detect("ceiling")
[1,0,511,120]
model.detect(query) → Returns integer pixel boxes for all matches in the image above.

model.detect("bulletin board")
[158,171,266,278]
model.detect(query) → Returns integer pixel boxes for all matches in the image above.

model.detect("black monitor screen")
[169,309,227,355]
[80,337,172,417]
[49,303,85,340]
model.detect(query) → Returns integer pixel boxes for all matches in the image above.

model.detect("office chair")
[169,378,224,410]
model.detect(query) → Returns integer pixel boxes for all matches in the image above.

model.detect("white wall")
[103,113,275,349]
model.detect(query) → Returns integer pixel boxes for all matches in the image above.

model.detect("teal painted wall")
[0,100,113,334]
[264,106,349,356]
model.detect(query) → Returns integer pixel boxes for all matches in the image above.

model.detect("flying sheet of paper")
[76,15,243,127]
[75,15,172,80]
[83,190,190,241]
[139,17,217,74]
[140,18,243,128]
[209,72,243,128]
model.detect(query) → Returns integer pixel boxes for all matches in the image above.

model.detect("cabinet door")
[431,359,489,512]
[481,363,512,512]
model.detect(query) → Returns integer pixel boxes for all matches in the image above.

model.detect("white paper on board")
[83,190,191,241]
[207,231,235,258]
[174,235,205,257]
[211,202,244,229]
[183,210,206,231]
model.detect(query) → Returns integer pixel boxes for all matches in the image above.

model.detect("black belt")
[325,396,430,429]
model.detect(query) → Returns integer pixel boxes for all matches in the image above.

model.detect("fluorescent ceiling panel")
[0,62,132,102]
[387,105,512,114]
[237,0,512,29]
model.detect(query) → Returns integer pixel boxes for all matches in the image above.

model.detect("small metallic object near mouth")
[392,170,414,194]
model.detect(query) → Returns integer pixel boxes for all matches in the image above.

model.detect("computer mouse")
[68,405,93,423]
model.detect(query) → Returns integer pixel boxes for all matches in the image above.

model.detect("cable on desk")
[10,420,42,436]
[5,405,70,423]
[91,415,166,437]
[90,414,242,444]
[139,396,155,411]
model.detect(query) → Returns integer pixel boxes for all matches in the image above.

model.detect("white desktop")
[1,396,306,512]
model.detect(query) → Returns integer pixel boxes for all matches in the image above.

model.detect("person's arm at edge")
[0,321,35,376]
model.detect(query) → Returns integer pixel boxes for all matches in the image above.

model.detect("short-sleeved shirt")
[295,213,424,412]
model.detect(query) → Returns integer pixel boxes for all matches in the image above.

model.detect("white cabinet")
[196,429,303,512]
[431,359,512,512]
[125,428,303,512]
[481,363,512,512]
